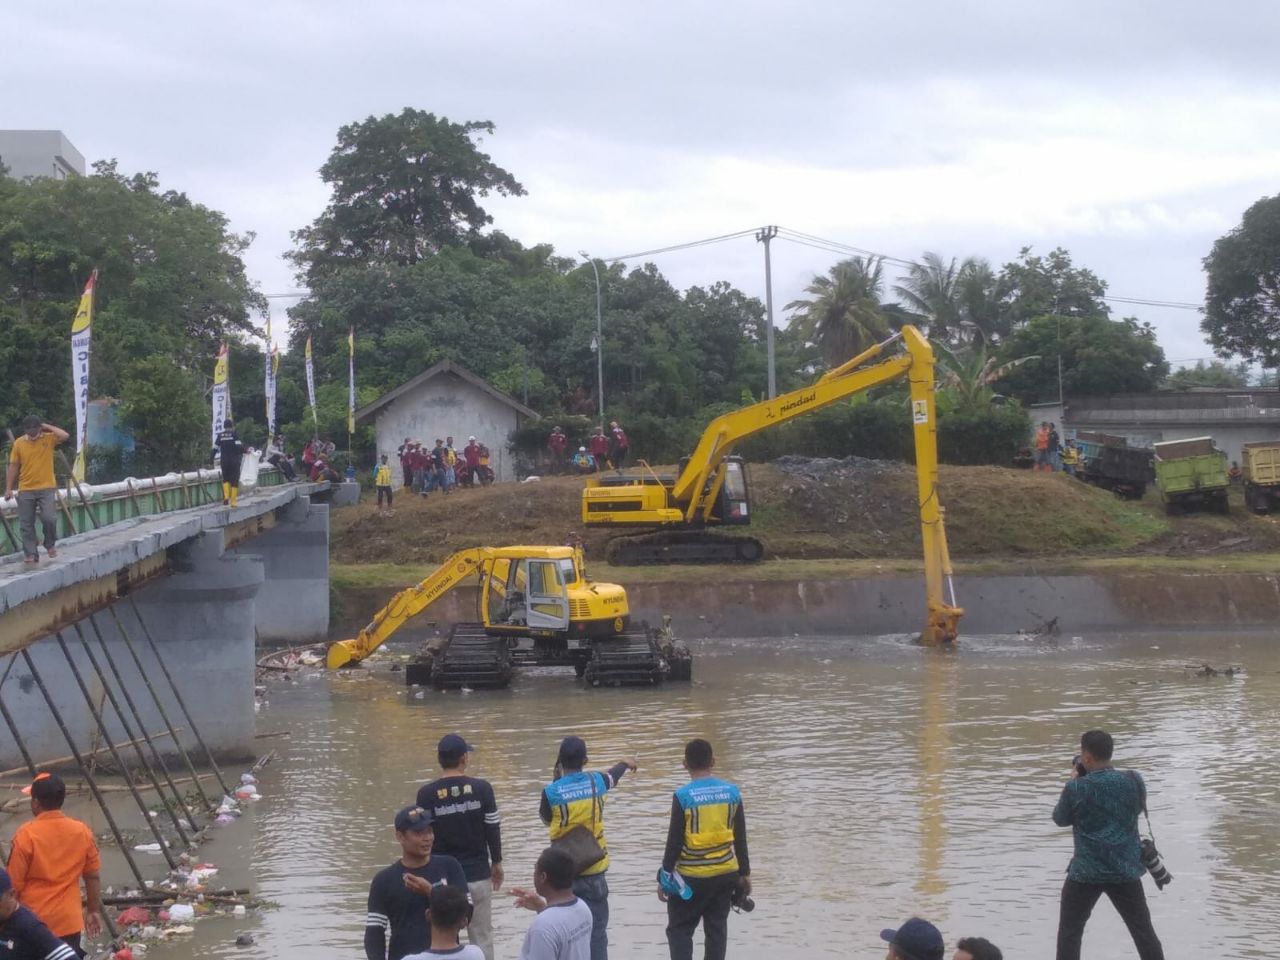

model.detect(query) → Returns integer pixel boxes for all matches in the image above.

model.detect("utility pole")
[756,225,779,399]
[580,252,604,423]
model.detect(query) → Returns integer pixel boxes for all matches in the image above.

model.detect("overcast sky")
[5,0,1278,367]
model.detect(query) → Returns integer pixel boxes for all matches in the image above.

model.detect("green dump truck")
[1242,441,1280,514]
[1153,437,1229,514]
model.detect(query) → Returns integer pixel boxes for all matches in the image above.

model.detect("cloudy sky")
[5,0,1278,366]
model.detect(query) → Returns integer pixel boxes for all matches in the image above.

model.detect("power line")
[599,228,759,263]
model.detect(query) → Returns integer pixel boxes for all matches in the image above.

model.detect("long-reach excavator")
[581,325,963,644]
[326,544,686,687]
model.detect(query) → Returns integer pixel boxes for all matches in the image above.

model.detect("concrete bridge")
[0,476,334,771]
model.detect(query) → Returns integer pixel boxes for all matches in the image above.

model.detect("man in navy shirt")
[0,867,78,960]
[366,806,470,960]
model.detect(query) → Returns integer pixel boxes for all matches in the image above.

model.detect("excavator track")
[606,530,764,565]
[424,623,514,690]
[584,629,669,686]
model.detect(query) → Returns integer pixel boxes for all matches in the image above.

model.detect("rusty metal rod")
[0,726,184,779]
[105,605,217,814]
[0,657,37,777]
[84,613,200,834]
[17,648,151,890]
[71,620,193,847]
[123,600,232,797]
[50,631,179,870]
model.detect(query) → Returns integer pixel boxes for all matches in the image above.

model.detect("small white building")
[356,360,536,485]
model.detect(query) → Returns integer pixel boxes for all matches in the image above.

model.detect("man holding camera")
[1052,729,1164,960]
[658,739,750,960]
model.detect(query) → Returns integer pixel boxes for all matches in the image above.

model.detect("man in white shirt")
[510,848,593,960]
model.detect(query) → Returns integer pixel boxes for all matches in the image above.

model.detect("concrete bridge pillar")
[0,530,263,771]
[234,496,330,643]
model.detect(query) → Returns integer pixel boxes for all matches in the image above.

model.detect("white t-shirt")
[518,898,593,960]
[403,945,486,960]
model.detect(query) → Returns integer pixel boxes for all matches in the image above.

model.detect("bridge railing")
[0,454,286,555]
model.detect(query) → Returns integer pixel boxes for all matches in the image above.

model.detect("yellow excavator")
[581,325,963,644]
[326,544,686,687]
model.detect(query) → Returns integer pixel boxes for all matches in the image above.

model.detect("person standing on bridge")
[6,773,103,959]
[540,737,637,960]
[5,416,69,565]
[213,418,244,506]
[416,734,503,960]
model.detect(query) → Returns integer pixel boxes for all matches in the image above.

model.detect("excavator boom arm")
[326,548,491,668]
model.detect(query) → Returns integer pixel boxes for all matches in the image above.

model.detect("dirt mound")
[329,458,1276,568]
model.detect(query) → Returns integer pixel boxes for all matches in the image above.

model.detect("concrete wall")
[373,371,521,483]
[333,572,1280,642]
[0,531,261,771]
[231,498,330,642]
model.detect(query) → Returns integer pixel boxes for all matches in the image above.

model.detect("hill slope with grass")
[329,459,1280,578]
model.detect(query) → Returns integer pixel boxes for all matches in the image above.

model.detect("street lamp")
[580,251,604,424]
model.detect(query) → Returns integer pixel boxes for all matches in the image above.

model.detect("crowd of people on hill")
[547,422,629,476]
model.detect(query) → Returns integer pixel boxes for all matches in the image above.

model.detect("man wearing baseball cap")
[415,734,503,960]
[539,736,638,960]
[0,866,78,960]
[365,805,469,960]
[7,773,102,957]
[880,917,945,960]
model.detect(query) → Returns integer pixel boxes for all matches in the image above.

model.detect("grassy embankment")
[330,461,1280,589]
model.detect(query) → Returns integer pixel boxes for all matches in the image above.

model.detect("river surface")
[138,630,1278,958]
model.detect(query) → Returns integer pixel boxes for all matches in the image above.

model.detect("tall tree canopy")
[892,251,979,343]
[1163,359,1249,390]
[785,256,889,365]
[996,247,1110,328]
[1202,193,1280,366]
[290,110,526,287]
[0,161,264,469]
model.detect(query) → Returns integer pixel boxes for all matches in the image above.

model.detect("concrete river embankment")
[333,571,1280,640]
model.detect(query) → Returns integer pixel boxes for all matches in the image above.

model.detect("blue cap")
[880,918,944,960]
[437,733,472,755]
[557,735,588,767]
[0,867,11,896]
[394,805,435,833]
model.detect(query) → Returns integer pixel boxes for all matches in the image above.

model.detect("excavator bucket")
[326,639,360,669]
[920,604,963,645]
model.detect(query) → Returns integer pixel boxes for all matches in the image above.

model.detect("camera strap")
[1125,769,1156,840]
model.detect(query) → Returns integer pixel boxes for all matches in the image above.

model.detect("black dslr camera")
[1140,838,1173,889]
[730,886,755,913]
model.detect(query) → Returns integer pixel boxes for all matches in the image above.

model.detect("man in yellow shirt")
[4,416,70,565]
[8,773,103,958]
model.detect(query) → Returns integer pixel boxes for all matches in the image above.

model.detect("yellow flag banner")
[305,335,318,428]
[70,269,97,482]
[211,342,230,447]
[347,328,355,436]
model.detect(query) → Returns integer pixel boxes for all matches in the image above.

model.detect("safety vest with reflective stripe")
[674,777,741,877]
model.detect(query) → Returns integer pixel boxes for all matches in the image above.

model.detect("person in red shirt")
[7,773,102,958]
[463,437,483,487]
[588,427,610,472]
[547,427,568,475]
[608,421,630,473]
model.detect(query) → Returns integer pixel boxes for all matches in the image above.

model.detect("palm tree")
[934,340,1039,408]
[954,259,1007,344]
[785,256,889,366]
[892,252,977,343]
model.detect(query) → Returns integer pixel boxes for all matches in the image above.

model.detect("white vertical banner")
[347,327,355,437]
[305,335,318,429]
[70,269,97,482]
[211,342,230,446]
[267,347,279,439]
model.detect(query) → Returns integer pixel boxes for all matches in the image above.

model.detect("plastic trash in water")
[232,905,246,918]
[167,903,195,922]
[240,773,258,785]
[134,842,165,853]
[656,868,693,901]
[215,814,236,825]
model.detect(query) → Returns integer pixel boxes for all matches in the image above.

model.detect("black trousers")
[1057,877,1164,960]
[221,459,242,485]
[666,872,738,960]
[62,933,85,959]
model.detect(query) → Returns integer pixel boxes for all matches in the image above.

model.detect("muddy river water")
[137,630,1278,957]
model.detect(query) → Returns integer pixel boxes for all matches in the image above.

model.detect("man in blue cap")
[364,805,469,960]
[539,736,637,960]
[0,866,78,960]
[880,917,945,960]
[416,733,503,960]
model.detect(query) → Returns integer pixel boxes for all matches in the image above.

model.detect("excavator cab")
[718,457,751,525]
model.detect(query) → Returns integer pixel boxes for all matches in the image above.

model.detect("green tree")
[994,314,1168,404]
[786,256,889,366]
[997,247,1110,329]
[290,109,526,286]
[893,252,977,343]
[1163,359,1249,390]
[0,161,264,470]
[1202,193,1280,366]
[934,341,1040,408]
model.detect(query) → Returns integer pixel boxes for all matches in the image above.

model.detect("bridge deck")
[0,482,327,651]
